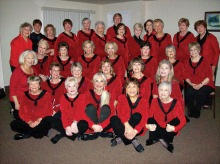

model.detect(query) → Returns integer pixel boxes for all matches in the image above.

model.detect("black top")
[30,32,45,52]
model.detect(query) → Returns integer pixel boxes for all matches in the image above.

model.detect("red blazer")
[185,57,215,89]
[53,56,74,78]
[19,91,53,123]
[33,55,52,76]
[195,33,220,66]
[173,32,194,64]
[41,78,66,112]
[76,29,96,57]
[10,33,33,67]
[77,55,100,80]
[9,66,38,102]
[151,33,172,62]
[54,32,77,60]
[78,77,93,94]
[127,37,141,61]
[117,94,149,133]
[106,25,131,40]
[148,98,186,133]
[107,75,122,101]
[172,60,185,88]
[141,56,158,79]
[60,94,86,129]
[91,34,108,58]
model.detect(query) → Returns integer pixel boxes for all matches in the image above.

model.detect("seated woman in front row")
[146,81,186,153]
[110,78,149,153]
[10,76,53,140]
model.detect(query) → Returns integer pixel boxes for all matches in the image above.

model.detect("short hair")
[65,77,78,89]
[194,20,207,31]
[82,40,95,52]
[27,76,41,86]
[140,41,151,49]
[105,41,118,54]
[153,19,164,28]
[19,22,33,33]
[63,19,73,27]
[158,81,172,94]
[115,23,127,35]
[133,23,143,31]
[71,62,83,72]
[95,21,105,29]
[178,18,190,27]
[144,19,154,32]
[50,62,61,70]
[99,59,115,76]
[188,42,201,52]
[44,24,56,37]
[58,42,69,51]
[165,45,176,56]
[82,18,91,25]
[128,57,145,72]
[125,78,140,90]
[33,19,42,26]
[38,40,49,50]
[19,49,38,65]
[113,13,122,21]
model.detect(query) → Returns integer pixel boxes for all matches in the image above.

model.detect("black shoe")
[81,133,99,141]
[167,144,174,153]
[100,132,114,138]
[146,139,158,146]
[111,138,117,147]
[13,133,31,140]
[185,116,190,123]
[50,134,63,144]
[134,143,144,153]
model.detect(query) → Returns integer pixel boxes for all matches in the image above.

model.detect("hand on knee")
[71,122,79,134]
[65,127,73,136]
[92,124,103,132]
[146,124,156,131]
[166,124,175,132]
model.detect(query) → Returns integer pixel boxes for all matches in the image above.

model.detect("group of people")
[9,13,219,153]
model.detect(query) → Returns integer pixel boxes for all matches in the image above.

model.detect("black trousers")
[147,117,180,143]
[10,101,20,120]
[185,85,214,116]
[110,113,143,145]
[10,116,52,139]
[51,118,88,141]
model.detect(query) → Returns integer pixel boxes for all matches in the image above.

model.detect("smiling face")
[64,23,72,32]
[94,75,105,91]
[154,22,163,33]
[117,25,125,36]
[190,46,200,58]
[50,66,60,79]
[106,44,115,56]
[134,27,142,38]
[21,26,31,38]
[46,26,54,37]
[96,23,104,35]
[179,23,188,32]
[66,82,78,96]
[114,15,122,26]
[59,47,68,57]
[38,44,47,55]
[166,48,175,59]
[132,62,142,73]
[102,62,111,75]
[126,82,139,97]
[146,21,153,33]
[83,19,91,30]
[84,43,93,54]
[196,25,206,35]
[29,81,40,93]
[33,23,42,33]
[24,53,35,67]
[141,46,150,57]
[71,67,82,78]
[158,84,171,100]
[159,63,171,77]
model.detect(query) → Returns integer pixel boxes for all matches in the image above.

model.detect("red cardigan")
[107,75,122,101]
[141,56,158,79]
[77,55,100,80]
[19,91,53,123]
[41,78,66,112]
[60,93,86,129]
[148,98,186,133]
[78,77,93,94]
[33,55,52,76]
[127,37,141,61]
[91,34,108,58]
[10,33,33,67]
[117,94,149,133]
[106,25,131,40]
[173,32,194,64]
[9,66,38,102]
[172,60,185,88]
[54,32,77,60]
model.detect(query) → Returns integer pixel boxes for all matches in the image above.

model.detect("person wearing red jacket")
[77,40,101,80]
[143,19,156,42]
[9,50,38,119]
[10,22,33,72]
[173,18,194,64]
[10,76,53,140]
[194,20,220,81]
[54,19,77,60]
[128,57,151,101]
[106,13,131,40]
[110,78,149,153]
[53,42,74,78]
[50,77,89,144]
[92,21,108,58]
[104,41,126,85]
[76,18,95,57]
[151,19,172,62]
[71,62,93,94]
[146,81,186,153]
[80,73,115,140]
[185,42,215,118]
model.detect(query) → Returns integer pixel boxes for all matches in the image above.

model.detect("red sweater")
[41,78,66,112]
[127,37,141,61]
[77,55,100,80]
[148,98,186,133]
[195,33,220,66]
[54,32,77,60]
[42,37,57,50]
[60,94,86,129]
[143,31,157,42]
[53,56,74,78]
[10,33,33,67]
[9,66,38,102]
[141,56,158,79]
[78,77,93,94]
[33,55,52,76]
[19,91,53,123]
[117,94,149,133]
[107,76,122,101]
[91,34,108,58]
[106,25,131,40]
[173,32,194,64]
[76,29,96,57]
[185,57,215,89]
[172,60,185,87]
[151,33,172,62]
